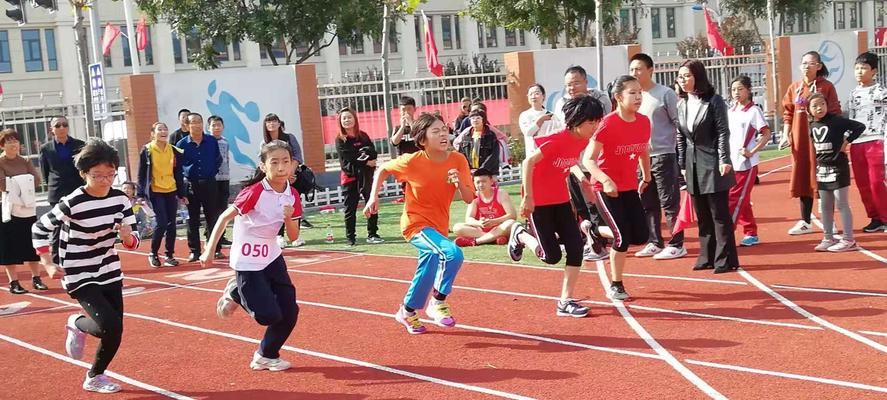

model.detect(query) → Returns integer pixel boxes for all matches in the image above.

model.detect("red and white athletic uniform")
[473,189,507,232]
[727,102,768,236]
[231,179,302,271]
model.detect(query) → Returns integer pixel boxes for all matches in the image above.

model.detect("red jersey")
[474,188,507,220]
[532,129,589,206]
[593,112,651,192]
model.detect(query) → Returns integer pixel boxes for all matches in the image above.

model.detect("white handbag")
[4,175,37,218]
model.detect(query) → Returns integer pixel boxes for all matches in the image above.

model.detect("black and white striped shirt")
[32,187,140,294]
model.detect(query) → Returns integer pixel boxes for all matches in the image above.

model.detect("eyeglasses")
[676,74,694,81]
[54,123,69,128]
[801,61,820,67]
[88,173,118,182]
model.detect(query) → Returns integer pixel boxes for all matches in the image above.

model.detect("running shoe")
[276,236,288,248]
[65,314,86,360]
[187,252,200,263]
[455,237,477,247]
[250,351,291,371]
[580,220,608,255]
[9,280,27,295]
[216,278,239,319]
[827,239,858,253]
[148,254,161,268]
[163,256,179,267]
[291,238,306,247]
[219,237,233,246]
[32,276,48,291]
[634,243,663,257]
[556,300,590,318]
[814,238,839,252]
[82,373,121,393]
[739,236,760,247]
[652,246,687,260]
[788,220,814,235]
[299,219,314,229]
[863,219,886,233]
[366,235,385,244]
[425,301,456,327]
[583,245,609,261]
[507,223,526,262]
[608,284,630,301]
[394,307,427,334]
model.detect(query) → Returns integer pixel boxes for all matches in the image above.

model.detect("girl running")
[33,139,140,394]
[807,93,865,252]
[507,93,606,317]
[727,76,772,247]
[581,75,652,301]
[203,140,302,371]
[363,113,475,334]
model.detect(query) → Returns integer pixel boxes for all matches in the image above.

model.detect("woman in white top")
[519,84,556,156]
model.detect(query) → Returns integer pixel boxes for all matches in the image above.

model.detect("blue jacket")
[137,143,186,202]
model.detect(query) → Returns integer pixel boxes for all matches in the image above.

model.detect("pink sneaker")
[425,301,456,327]
[454,237,476,247]
[827,239,858,252]
[814,239,839,252]
[395,307,427,334]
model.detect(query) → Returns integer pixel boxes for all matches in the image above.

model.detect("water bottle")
[325,232,334,243]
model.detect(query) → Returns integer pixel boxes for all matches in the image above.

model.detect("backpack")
[294,164,319,203]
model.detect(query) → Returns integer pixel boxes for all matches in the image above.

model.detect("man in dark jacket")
[39,116,86,263]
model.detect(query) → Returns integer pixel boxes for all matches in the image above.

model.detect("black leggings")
[527,202,583,267]
[343,172,378,240]
[71,282,124,378]
[800,196,814,223]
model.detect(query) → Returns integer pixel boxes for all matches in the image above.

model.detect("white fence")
[873,46,887,87]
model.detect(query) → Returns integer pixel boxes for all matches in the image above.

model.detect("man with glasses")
[176,113,223,262]
[39,116,86,263]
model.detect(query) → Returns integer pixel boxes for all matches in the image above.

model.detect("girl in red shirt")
[507,94,606,318]
[582,75,652,301]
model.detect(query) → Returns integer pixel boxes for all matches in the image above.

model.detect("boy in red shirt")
[453,168,517,246]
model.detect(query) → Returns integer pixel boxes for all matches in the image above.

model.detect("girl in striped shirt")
[33,139,140,394]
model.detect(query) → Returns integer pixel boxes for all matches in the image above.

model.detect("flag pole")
[595,0,604,91]
[122,0,140,74]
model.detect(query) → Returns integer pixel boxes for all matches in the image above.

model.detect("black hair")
[802,51,829,78]
[564,65,587,80]
[0,128,20,146]
[399,96,416,107]
[730,75,753,103]
[610,75,639,107]
[262,113,285,143]
[528,83,546,96]
[410,113,443,150]
[241,140,293,187]
[74,138,120,173]
[186,112,203,122]
[630,53,654,69]
[472,167,494,177]
[468,109,488,127]
[177,108,191,116]
[676,60,715,99]
[207,115,224,125]
[563,94,605,129]
[855,52,878,70]
[121,181,137,190]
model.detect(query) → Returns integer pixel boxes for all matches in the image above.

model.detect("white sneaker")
[652,246,688,260]
[250,351,291,371]
[788,220,814,235]
[65,314,87,360]
[217,278,239,319]
[82,373,121,393]
[608,285,631,301]
[291,238,306,247]
[276,236,288,248]
[425,300,456,327]
[827,239,858,252]
[583,245,609,261]
[634,243,663,257]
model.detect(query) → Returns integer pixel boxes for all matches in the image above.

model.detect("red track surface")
[1,156,885,399]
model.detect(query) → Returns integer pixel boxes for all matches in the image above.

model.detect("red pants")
[850,140,887,221]
[728,166,758,236]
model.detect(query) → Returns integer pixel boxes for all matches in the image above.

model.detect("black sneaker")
[163,256,179,267]
[556,300,590,318]
[507,223,525,262]
[219,237,233,246]
[148,254,161,268]
[300,219,314,229]
[9,280,28,295]
[214,251,226,259]
[863,219,885,233]
[32,276,48,291]
[187,252,200,263]
[347,238,356,247]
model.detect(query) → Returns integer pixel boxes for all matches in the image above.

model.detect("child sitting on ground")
[453,168,517,246]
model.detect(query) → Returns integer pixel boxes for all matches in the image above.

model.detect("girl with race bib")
[201,140,302,371]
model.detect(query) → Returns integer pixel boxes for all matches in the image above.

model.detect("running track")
[1,156,885,399]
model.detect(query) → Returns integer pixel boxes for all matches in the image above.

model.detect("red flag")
[672,190,696,235]
[422,11,443,77]
[101,23,121,56]
[703,8,732,56]
[876,27,887,46]
[136,17,148,51]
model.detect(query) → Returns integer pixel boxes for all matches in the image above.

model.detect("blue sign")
[88,63,107,121]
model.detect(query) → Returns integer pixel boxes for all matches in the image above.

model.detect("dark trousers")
[640,153,684,248]
[149,191,178,257]
[231,256,299,359]
[343,173,378,241]
[216,180,230,241]
[692,190,739,269]
[527,202,584,267]
[71,282,124,377]
[186,179,220,253]
[48,202,60,265]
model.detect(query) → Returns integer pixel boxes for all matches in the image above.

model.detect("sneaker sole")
[556,310,589,318]
[395,315,427,334]
[250,362,291,372]
[653,251,688,260]
[83,385,121,394]
[508,224,524,262]
[788,229,814,235]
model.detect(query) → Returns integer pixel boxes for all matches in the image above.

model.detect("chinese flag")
[703,8,733,56]
[422,11,443,77]
[876,27,886,46]
[672,190,696,235]
[101,23,121,56]
[136,17,149,51]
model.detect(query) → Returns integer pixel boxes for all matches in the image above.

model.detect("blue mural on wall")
[818,40,846,87]
[205,80,260,169]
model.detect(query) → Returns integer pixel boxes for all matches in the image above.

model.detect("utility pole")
[766,0,781,130]
[381,2,393,151]
[122,0,140,74]
[72,1,96,137]
[595,0,604,90]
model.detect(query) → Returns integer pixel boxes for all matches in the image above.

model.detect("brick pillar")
[504,51,536,141]
[856,30,869,54]
[294,64,325,172]
[625,44,641,63]
[120,74,158,181]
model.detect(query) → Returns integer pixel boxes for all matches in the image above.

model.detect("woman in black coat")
[458,110,500,174]
[336,107,383,246]
[675,60,739,274]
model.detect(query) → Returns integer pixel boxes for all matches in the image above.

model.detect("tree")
[719,0,830,35]
[136,0,400,69]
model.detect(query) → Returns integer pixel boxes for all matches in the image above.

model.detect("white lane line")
[0,303,74,319]
[0,332,193,399]
[594,261,726,399]
[623,272,746,286]
[737,268,887,353]
[7,289,535,400]
[625,304,821,331]
[758,163,792,178]
[770,284,887,298]
[17,280,887,394]
[859,330,887,338]
[684,359,887,394]
[809,216,887,264]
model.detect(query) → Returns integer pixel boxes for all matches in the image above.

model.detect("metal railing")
[652,52,771,112]
[873,46,887,87]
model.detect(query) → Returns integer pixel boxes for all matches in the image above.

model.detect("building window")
[848,1,860,29]
[519,30,526,46]
[783,11,813,34]
[351,35,364,55]
[122,26,155,67]
[485,24,498,48]
[184,30,201,63]
[260,38,287,60]
[232,41,241,61]
[651,8,661,39]
[835,2,846,30]
[44,29,57,71]
[0,31,10,73]
[454,16,461,49]
[441,15,453,50]
[619,9,631,32]
[21,30,43,72]
[666,8,676,38]
[477,22,484,48]
[172,32,183,64]
[212,37,229,62]
[415,16,422,52]
[505,28,516,46]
